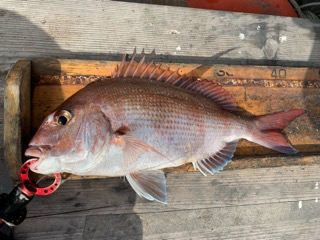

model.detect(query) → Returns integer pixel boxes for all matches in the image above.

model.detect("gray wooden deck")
[0,1,320,239]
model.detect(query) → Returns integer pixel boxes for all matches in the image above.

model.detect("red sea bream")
[25,55,305,203]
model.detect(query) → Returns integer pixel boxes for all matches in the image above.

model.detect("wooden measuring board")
[5,59,320,179]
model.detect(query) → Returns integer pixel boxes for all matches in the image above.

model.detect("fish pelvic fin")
[112,54,238,111]
[126,170,167,204]
[248,109,306,154]
[195,141,238,176]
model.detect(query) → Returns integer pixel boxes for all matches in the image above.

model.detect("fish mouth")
[25,145,51,159]
[25,145,54,174]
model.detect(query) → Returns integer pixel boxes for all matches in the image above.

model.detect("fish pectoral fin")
[113,134,168,169]
[195,141,238,176]
[126,170,167,204]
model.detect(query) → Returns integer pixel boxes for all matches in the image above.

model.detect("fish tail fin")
[248,109,306,154]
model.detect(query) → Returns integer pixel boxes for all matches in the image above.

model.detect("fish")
[25,54,305,204]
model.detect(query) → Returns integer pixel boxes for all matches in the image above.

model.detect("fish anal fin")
[126,170,167,204]
[112,54,238,111]
[195,141,238,176]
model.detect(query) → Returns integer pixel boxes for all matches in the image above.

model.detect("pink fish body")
[25,55,305,203]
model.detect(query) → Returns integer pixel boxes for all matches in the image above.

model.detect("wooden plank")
[32,59,320,80]
[21,165,320,217]
[0,70,6,148]
[0,66,15,192]
[83,204,320,240]
[14,165,320,239]
[15,201,320,240]
[14,201,320,240]
[0,65,12,148]
[4,60,31,180]
[14,216,85,240]
[32,60,118,76]
[0,0,320,66]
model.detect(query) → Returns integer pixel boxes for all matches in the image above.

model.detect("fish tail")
[247,109,306,154]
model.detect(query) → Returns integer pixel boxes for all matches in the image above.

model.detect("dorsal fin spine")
[157,68,168,81]
[117,55,127,77]
[149,65,162,79]
[112,55,238,111]
[133,56,145,77]
[165,69,179,82]
[124,54,137,77]
[140,61,154,79]
[186,81,198,90]
[179,78,192,88]
[172,75,184,85]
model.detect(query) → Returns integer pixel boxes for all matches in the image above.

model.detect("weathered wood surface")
[0,73,13,193]
[0,0,320,66]
[14,165,320,239]
[4,60,31,180]
[0,0,319,239]
[31,59,320,79]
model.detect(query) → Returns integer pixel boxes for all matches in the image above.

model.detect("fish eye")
[58,116,68,125]
[54,110,72,126]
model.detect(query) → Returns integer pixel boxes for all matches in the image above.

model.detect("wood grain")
[21,165,320,216]
[32,59,320,80]
[14,165,320,239]
[4,60,31,180]
[14,216,85,240]
[0,67,14,192]
[83,206,320,240]
[0,0,320,66]
[14,203,320,240]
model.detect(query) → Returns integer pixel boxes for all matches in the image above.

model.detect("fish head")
[25,99,112,175]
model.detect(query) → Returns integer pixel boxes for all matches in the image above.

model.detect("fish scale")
[25,55,305,204]
[76,78,242,173]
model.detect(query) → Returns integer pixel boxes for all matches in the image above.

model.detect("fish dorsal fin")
[195,141,238,176]
[111,54,238,111]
